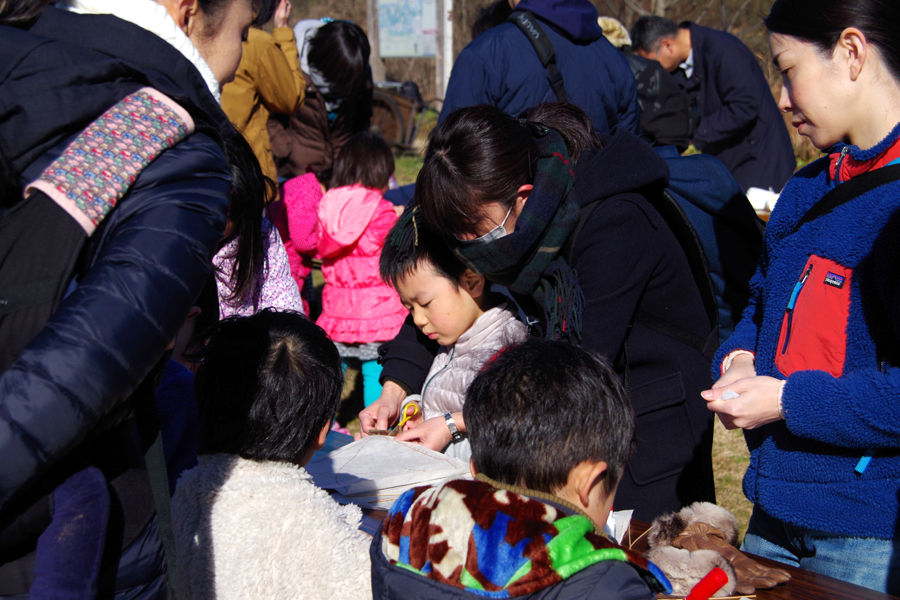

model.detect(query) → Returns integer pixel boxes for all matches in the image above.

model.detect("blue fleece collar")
[827,122,900,162]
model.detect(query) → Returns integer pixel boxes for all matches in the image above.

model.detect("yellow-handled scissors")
[394,402,420,431]
[366,402,420,436]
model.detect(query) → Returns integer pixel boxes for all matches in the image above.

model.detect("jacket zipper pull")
[787,264,813,311]
[781,263,814,355]
[834,146,850,186]
[855,451,874,475]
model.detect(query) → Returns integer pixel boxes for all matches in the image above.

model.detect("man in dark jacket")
[631,17,795,192]
[439,0,641,134]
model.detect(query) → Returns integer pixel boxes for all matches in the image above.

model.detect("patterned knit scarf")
[451,129,584,343]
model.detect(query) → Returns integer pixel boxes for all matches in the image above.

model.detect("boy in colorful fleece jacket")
[370,338,671,599]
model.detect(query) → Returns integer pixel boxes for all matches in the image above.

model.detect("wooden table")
[624,520,899,600]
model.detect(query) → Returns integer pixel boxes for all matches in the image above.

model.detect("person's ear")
[574,460,608,509]
[469,458,479,478]
[159,0,201,35]
[314,419,331,451]
[838,27,868,81]
[460,269,486,300]
[515,184,532,214]
[659,37,675,57]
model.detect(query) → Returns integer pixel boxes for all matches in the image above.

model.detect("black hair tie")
[517,117,550,137]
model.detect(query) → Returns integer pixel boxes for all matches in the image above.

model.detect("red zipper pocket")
[774,255,852,378]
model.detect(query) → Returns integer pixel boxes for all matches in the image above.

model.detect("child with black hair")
[171,309,370,600]
[315,132,407,407]
[359,208,527,461]
[371,338,672,599]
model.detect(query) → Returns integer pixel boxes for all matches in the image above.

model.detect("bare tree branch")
[737,19,765,38]
[694,0,717,25]
[728,0,754,31]
[599,0,623,20]
[621,0,649,18]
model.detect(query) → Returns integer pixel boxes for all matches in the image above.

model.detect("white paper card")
[603,509,633,544]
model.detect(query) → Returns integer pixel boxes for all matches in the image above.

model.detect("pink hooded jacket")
[270,173,323,313]
[316,184,406,343]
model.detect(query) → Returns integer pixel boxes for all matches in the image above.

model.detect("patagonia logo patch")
[824,272,845,288]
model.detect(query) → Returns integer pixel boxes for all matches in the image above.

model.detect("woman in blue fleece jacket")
[703,0,900,593]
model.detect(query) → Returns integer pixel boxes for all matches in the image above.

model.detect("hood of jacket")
[376,476,670,598]
[317,184,385,256]
[515,0,602,43]
[572,127,669,209]
[0,6,233,178]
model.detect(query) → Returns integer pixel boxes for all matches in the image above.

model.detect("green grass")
[394,155,422,186]
[712,418,753,539]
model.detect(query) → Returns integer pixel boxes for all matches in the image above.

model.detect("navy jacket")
[0,7,231,596]
[439,0,640,135]
[0,6,230,511]
[673,23,795,192]
[380,129,715,521]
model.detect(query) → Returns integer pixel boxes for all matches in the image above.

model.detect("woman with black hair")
[0,0,275,595]
[363,102,716,522]
[704,0,900,592]
[268,19,374,179]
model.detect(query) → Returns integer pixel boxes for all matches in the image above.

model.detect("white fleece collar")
[58,0,221,103]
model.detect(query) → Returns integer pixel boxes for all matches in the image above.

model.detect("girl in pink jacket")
[316,133,407,406]
[270,172,324,315]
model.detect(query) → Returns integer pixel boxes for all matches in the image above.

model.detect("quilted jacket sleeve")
[0,131,230,509]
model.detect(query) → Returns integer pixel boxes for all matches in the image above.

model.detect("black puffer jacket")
[0,5,231,511]
[0,7,231,596]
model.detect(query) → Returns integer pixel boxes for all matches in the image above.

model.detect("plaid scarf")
[452,129,584,342]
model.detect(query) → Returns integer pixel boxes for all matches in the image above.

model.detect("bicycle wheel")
[370,90,405,149]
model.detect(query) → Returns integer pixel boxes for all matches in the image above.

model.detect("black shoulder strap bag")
[791,163,900,234]
[507,10,568,103]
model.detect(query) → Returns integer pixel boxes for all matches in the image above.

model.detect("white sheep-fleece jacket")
[172,453,372,599]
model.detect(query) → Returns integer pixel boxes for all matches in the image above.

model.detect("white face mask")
[456,204,514,245]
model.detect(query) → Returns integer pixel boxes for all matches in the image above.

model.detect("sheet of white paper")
[306,435,470,510]
[603,509,633,544]
[720,389,740,400]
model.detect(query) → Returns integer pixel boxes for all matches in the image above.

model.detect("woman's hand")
[274,0,291,29]
[702,375,784,430]
[394,416,452,452]
[712,353,757,390]
[356,381,406,439]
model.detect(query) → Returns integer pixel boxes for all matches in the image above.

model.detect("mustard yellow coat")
[222,27,304,184]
